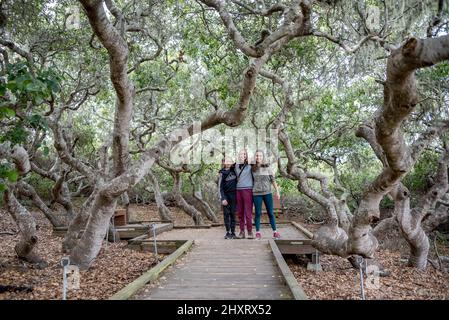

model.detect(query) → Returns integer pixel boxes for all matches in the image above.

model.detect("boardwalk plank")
[132,224,308,300]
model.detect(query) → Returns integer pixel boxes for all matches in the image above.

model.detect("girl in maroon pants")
[235,149,254,239]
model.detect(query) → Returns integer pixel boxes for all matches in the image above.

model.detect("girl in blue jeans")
[252,150,281,239]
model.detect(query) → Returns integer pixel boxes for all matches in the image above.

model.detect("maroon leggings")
[236,189,253,233]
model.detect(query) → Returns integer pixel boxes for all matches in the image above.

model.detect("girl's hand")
[222,199,228,206]
[275,191,280,200]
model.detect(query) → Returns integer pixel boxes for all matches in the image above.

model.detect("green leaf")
[27,114,48,130]
[17,75,32,90]
[6,80,17,90]
[0,184,6,193]
[6,170,18,182]
[1,124,28,145]
[0,106,15,118]
[33,94,44,105]
[26,82,41,92]
[47,79,60,93]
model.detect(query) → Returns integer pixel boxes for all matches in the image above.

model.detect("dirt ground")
[128,203,209,226]
[0,208,160,300]
[288,224,449,300]
[127,202,279,225]
[2,201,448,300]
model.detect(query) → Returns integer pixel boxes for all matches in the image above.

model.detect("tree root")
[0,230,18,236]
[348,256,391,277]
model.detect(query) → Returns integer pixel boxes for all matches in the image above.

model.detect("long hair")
[238,149,248,169]
[252,149,269,172]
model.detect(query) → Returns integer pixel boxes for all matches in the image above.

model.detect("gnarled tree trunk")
[4,188,47,268]
[1,143,46,267]
[69,195,117,269]
[171,172,204,226]
[193,189,218,223]
[31,162,75,222]
[17,180,63,228]
[62,188,98,252]
[146,170,172,222]
[315,35,449,259]
[393,185,430,269]
[395,149,449,269]
[266,34,449,268]
[189,174,218,223]
[52,0,311,269]
[423,197,449,232]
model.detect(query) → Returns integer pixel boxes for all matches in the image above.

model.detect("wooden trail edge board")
[269,239,308,300]
[109,240,194,300]
[290,221,314,239]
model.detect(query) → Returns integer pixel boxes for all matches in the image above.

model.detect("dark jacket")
[219,165,237,201]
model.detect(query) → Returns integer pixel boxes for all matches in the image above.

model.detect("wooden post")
[307,251,322,272]
[113,209,127,226]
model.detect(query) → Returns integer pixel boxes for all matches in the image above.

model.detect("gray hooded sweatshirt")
[235,164,253,190]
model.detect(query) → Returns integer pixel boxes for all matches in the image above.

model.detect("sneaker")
[238,231,245,239]
[273,231,281,239]
[255,232,261,240]
[230,233,238,239]
[247,231,254,239]
[224,232,231,239]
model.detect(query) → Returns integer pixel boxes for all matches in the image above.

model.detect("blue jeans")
[253,193,277,232]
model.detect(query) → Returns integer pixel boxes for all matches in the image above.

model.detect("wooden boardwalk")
[132,225,307,300]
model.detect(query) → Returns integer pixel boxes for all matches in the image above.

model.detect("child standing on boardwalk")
[219,156,238,239]
[252,150,281,239]
[235,149,254,239]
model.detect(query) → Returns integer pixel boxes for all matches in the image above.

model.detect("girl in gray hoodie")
[234,149,254,239]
